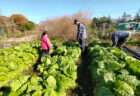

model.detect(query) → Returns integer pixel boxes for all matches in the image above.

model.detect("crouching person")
[112,31,132,48]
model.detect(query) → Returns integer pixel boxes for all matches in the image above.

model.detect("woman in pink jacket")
[39,31,52,61]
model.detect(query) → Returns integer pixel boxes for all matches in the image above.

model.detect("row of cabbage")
[0,41,39,88]
[0,40,81,96]
[88,40,140,96]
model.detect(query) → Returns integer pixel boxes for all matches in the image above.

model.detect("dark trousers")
[112,33,128,48]
[117,39,126,47]
[38,50,50,62]
[79,39,86,51]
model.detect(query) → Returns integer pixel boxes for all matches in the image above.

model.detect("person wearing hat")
[74,19,87,52]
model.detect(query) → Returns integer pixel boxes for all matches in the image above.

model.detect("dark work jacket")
[112,31,129,47]
[77,22,87,40]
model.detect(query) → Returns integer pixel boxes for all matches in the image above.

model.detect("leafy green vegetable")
[96,87,114,96]
[43,76,56,88]
[30,76,41,85]
[117,74,139,90]
[104,72,116,83]
[43,89,57,96]
[114,80,134,96]
[0,66,9,72]
[98,60,122,71]
[16,83,28,95]
[88,41,140,96]
[19,75,30,84]
[9,79,21,91]
[135,82,140,96]
[0,39,81,96]
[32,90,42,96]
[8,61,17,70]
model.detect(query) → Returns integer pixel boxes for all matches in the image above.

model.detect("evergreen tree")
[121,12,127,23]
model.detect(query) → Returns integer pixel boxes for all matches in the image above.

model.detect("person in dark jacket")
[112,31,132,48]
[74,19,87,52]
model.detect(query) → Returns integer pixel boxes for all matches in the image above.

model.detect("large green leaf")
[43,76,56,88]
[98,60,122,71]
[117,74,139,90]
[114,80,134,96]
[96,87,114,96]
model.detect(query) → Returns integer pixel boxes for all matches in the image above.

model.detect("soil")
[22,66,36,76]
[67,47,94,96]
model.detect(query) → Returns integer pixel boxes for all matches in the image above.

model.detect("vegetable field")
[0,39,140,96]
[0,40,81,96]
[88,40,140,96]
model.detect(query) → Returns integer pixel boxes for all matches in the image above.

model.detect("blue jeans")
[79,39,86,51]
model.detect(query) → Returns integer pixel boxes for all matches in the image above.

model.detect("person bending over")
[74,19,87,52]
[112,30,135,48]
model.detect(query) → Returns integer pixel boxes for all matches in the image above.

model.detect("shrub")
[19,21,35,32]
[39,11,91,41]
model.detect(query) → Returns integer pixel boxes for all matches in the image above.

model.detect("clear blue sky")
[0,0,140,24]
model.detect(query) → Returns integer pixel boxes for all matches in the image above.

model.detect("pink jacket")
[41,35,52,50]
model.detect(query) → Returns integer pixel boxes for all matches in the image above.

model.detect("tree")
[121,12,132,23]
[9,14,28,25]
[19,21,35,32]
[91,16,113,29]
[9,14,36,32]
[91,17,98,29]
[121,12,127,23]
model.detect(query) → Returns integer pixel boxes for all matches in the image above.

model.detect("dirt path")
[67,47,94,96]
[0,34,38,43]
[0,34,38,49]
